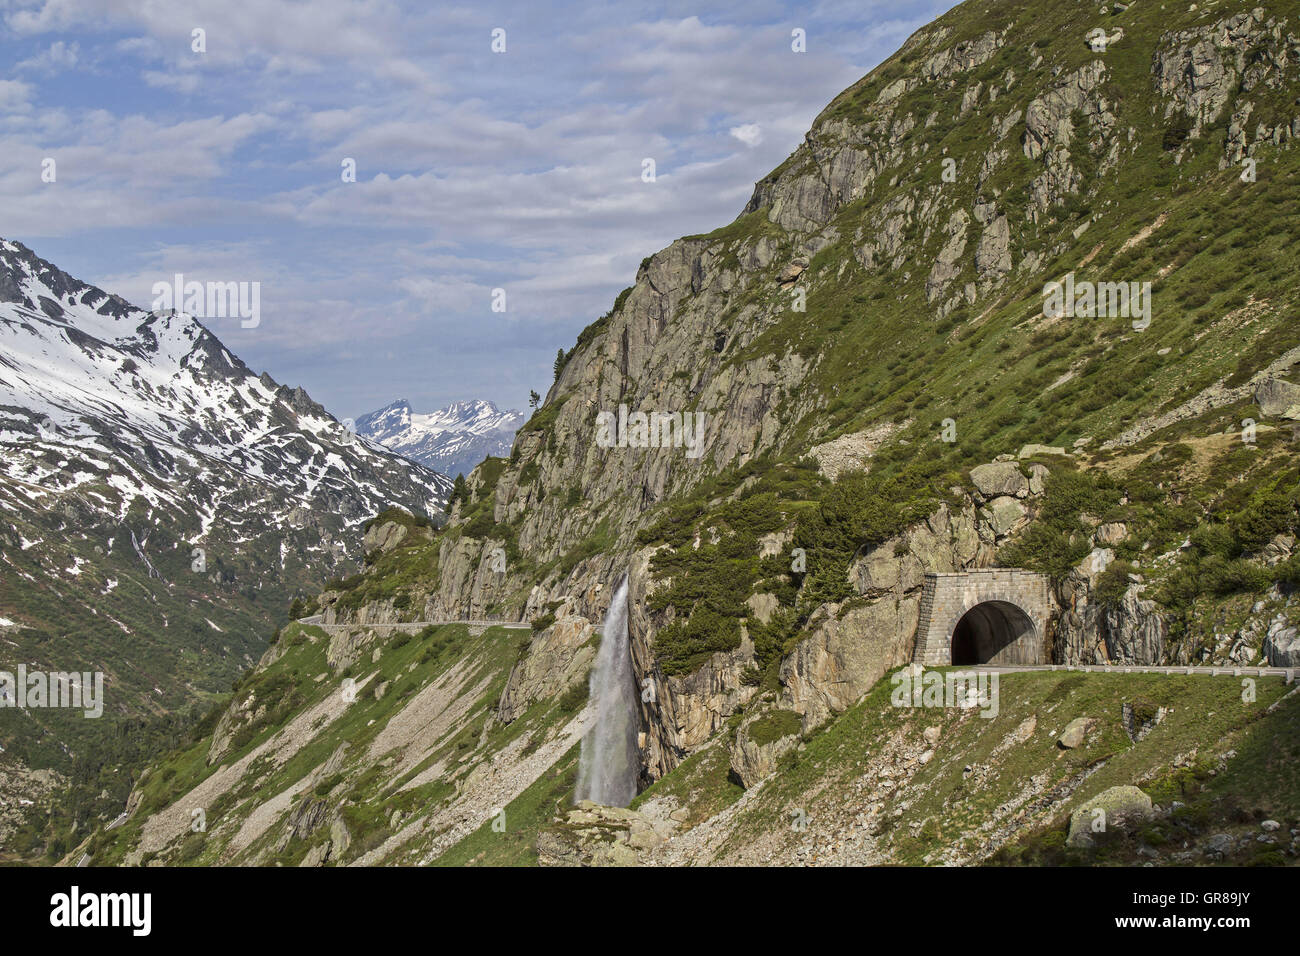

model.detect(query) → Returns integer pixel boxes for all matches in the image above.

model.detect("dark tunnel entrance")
[950,600,1039,665]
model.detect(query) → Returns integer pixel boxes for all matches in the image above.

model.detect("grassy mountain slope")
[84,617,591,866]
[89,621,1299,865]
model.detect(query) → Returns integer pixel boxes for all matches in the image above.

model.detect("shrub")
[1000,468,1121,581]
[1162,115,1192,152]
[1198,555,1273,596]
[1189,523,1236,559]
[745,709,802,747]
[314,773,345,797]
[1233,488,1298,552]
[1274,555,1300,588]
[558,680,589,713]
[654,606,742,676]
[1093,560,1134,608]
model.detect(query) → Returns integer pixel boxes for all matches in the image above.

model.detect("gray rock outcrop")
[498,613,598,723]
[1255,377,1300,419]
[970,461,1029,499]
[1264,617,1300,667]
[729,709,802,789]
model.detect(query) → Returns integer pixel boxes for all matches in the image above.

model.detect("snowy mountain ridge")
[0,237,451,534]
[355,398,523,478]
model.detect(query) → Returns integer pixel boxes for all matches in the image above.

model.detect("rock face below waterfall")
[498,612,597,723]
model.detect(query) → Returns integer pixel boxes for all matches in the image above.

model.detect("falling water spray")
[575,576,638,807]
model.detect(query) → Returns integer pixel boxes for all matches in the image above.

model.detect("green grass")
[684,669,1297,865]
[631,738,745,827]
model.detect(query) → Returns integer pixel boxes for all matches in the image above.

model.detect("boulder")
[1203,832,1236,860]
[1057,717,1093,749]
[362,520,409,555]
[974,213,1012,278]
[1067,786,1154,847]
[1018,444,1067,459]
[1259,534,1295,566]
[299,843,331,867]
[1095,522,1127,546]
[745,592,779,625]
[778,259,808,284]
[1255,377,1300,419]
[330,816,352,857]
[1077,547,1114,579]
[1264,617,1300,667]
[1027,463,1050,495]
[809,422,898,480]
[970,461,1029,499]
[536,802,674,867]
[852,534,924,595]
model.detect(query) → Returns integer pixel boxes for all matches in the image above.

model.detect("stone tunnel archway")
[949,600,1038,665]
[913,570,1050,666]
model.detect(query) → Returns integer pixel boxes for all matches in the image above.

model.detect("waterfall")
[575,576,638,807]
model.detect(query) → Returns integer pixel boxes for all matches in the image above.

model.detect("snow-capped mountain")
[0,237,452,745]
[355,399,524,478]
[0,238,451,533]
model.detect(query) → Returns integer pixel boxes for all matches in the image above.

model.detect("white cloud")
[730,123,763,147]
[15,39,79,74]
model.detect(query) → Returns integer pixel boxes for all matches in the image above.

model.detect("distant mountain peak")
[356,398,524,478]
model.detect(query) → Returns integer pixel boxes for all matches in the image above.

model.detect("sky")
[0,0,953,420]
